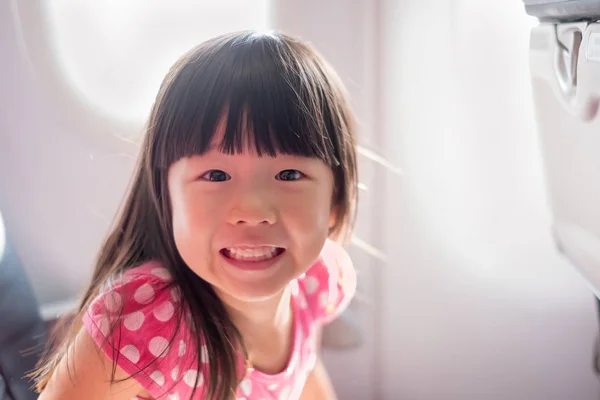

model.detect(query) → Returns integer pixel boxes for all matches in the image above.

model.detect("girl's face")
[167,133,336,303]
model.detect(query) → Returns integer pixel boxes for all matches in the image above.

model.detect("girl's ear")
[329,206,338,230]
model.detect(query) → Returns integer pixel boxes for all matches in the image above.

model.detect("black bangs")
[150,31,343,170]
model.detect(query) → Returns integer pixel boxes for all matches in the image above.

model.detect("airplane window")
[44,1,271,126]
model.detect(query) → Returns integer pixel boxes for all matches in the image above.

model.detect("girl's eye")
[200,170,231,182]
[276,169,305,181]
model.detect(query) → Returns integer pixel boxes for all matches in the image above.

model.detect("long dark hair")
[31,30,358,399]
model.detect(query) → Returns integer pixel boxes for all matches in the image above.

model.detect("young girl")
[33,30,358,400]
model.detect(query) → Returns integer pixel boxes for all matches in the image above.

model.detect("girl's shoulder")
[296,239,357,326]
[82,261,198,399]
[84,261,181,333]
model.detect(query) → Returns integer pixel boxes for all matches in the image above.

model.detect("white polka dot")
[149,336,169,358]
[171,288,181,303]
[171,366,180,380]
[150,370,165,386]
[278,385,291,400]
[123,311,145,331]
[120,345,140,364]
[168,394,180,400]
[304,276,319,295]
[178,340,186,357]
[103,292,122,313]
[268,383,278,391]
[150,267,172,281]
[318,292,328,309]
[240,378,252,396]
[96,316,111,337]
[134,283,155,304]
[183,370,203,387]
[153,301,174,322]
[297,293,308,309]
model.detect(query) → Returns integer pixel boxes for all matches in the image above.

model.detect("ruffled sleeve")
[82,262,203,398]
[297,239,357,326]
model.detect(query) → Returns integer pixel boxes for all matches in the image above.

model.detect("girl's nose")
[227,190,277,226]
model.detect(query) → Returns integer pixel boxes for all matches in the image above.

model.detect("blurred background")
[1,0,600,399]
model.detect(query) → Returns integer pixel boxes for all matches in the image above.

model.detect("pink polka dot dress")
[82,241,355,400]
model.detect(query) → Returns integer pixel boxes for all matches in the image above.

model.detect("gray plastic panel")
[529,22,600,295]
[524,0,600,21]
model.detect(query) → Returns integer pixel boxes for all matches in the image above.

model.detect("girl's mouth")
[220,246,286,271]
[221,246,285,262]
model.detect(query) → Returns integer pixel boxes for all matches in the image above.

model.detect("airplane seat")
[0,210,47,400]
[524,0,600,22]
[524,0,600,381]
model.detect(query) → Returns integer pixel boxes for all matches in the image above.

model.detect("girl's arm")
[299,328,337,400]
[38,327,145,400]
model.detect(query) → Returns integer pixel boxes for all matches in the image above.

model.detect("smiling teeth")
[225,247,280,262]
